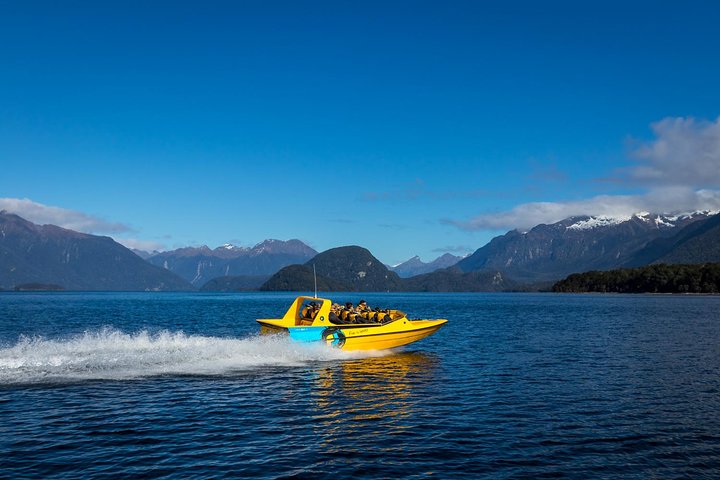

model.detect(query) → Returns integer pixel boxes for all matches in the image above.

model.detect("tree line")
[552,263,720,294]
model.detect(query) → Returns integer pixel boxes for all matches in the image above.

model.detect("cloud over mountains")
[449,116,720,232]
[447,189,720,232]
[0,198,131,234]
[0,198,170,252]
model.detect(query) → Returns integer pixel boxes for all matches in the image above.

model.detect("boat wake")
[0,328,385,385]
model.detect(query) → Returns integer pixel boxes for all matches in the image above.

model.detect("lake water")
[1,292,720,478]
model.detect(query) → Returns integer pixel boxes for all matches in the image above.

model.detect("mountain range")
[389,253,463,278]
[145,240,317,286]
[0,211,192,291]
[2,209,720,292]
[197,251,466,291]
[455,211,719,283]
[260,246,515,292]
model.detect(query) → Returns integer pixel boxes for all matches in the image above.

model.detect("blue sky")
[2,1,720,264]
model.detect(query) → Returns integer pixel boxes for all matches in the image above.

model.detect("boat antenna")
[313,263,318,298]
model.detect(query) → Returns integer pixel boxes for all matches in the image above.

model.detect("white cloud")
[631,116,720,187]
[0,197,131,234]
[114,238,167,252]
[448,116,720,232]
[447,188,720,232]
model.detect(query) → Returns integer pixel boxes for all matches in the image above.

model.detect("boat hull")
[334,321,446,350]
[258,318,447,351]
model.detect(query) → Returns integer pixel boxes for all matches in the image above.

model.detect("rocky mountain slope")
[456,211,718,282]
[261,246,403,292]
[259,264,352,292]
[400,266,516,292]
[625,213,720,266]
[0,212,193,291]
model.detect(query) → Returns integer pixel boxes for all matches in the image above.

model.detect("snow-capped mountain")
[457,210,720,282]
[146,239,317,286]
[218,243,240,250]
[565,211,719,231]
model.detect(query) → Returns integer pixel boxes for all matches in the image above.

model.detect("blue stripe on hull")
[288,326,326,343]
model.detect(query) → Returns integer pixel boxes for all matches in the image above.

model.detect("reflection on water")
[310,352,439,450]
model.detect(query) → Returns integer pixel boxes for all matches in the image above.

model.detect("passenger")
[329,303,342,324]
[340,302,355,323]
[373,308,391,323]
[356,300,372,322]
[337,302,355,325]
[338,302,361,324]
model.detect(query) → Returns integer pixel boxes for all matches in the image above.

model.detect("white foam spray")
[0,328,384,384]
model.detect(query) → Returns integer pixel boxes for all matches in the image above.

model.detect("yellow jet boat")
[257,296,447,351]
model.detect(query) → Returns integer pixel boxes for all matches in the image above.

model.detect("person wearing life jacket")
[301,301,319,320]
[330,302,355,324]
[357,300,373,322]
[339,302,364,324]
[329,303,344,324]
[371,307,391,323]
[339,302,354,323]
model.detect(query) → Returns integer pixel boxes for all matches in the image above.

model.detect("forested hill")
[552,263,720,294]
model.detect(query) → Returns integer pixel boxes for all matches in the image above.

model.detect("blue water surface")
[1,292,720,479]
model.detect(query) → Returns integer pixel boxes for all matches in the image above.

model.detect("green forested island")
[553,263,720,294]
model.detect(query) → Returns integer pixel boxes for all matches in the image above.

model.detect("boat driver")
[302,301,320,320]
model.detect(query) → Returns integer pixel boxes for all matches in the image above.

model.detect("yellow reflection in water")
[311,351,439,449]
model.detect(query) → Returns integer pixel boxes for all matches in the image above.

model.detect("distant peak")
[395,255,424,266]
[251,239,281,249]
[169,245,213,255]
